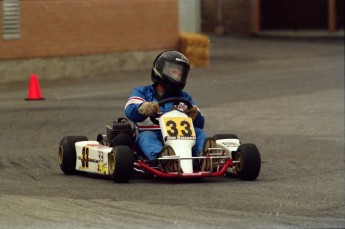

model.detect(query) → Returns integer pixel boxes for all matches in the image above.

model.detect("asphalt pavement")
[0,34,344,228]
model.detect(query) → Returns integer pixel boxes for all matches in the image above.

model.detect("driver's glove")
[138,102,160,116]
[184,105,199,121]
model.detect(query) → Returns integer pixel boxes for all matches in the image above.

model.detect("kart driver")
[124,51,212,172]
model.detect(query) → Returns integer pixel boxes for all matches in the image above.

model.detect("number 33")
[166,120,192,137]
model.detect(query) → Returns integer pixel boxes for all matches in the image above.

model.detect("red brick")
[0,0,179,60]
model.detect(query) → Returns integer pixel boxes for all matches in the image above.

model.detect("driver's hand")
[138,102,160,116]
[184,105,199,121]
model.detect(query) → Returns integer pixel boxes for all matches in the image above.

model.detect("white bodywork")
[215,139,241,155]
[75,141,113,175]
[159,110,197,173]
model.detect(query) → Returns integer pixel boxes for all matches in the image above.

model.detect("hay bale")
[178,33,210,68]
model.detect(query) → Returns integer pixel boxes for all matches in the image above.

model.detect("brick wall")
[222,0,251,34]
[201,0,252,35]
[0,0,179,60]
[201,0,218,33]
[202,0,344,34]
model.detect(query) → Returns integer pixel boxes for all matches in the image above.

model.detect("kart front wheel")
[108,146,134,183]
[58,136,88,175]
[234,143,261,180]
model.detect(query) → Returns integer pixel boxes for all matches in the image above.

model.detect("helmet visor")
[162,62,187,82]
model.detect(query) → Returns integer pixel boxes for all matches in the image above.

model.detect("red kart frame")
[135,156,235,178]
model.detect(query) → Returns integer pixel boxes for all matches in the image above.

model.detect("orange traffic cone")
[25,74,44,100]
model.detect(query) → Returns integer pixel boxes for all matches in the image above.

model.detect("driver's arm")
[192,109,205,129]
[124,88,150,122]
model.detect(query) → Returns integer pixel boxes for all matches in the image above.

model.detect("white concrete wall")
[179,0,201,32]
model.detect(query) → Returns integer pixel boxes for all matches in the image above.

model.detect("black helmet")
[151,51,190,93]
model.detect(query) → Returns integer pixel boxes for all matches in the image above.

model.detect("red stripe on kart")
[137,125,160,130]
[136,159,234,178]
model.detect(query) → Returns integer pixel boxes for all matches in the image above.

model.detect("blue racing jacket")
[124,85,205,132]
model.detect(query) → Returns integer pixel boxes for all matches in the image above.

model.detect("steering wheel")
[149,97,193,125]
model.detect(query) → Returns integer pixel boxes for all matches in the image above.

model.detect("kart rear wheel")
[108,146,134,183]
[234,143,261,180]
[58,136,88,175]
[213,134,239,140]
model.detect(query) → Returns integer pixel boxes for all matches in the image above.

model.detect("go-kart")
[58,98,261,183]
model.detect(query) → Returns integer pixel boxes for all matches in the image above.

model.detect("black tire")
[108,146,134,183]
[234,143,261,181]
[58,136,88,175]
[213,134,239,140]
